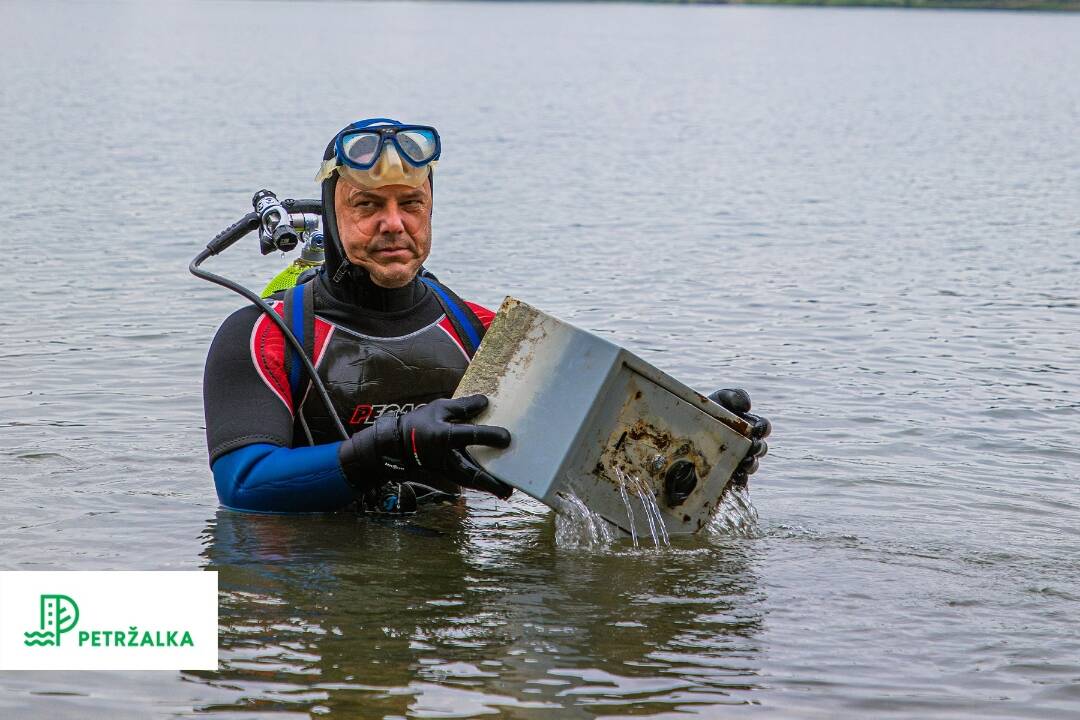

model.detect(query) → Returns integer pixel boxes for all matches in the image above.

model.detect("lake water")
[2,1,1079,717]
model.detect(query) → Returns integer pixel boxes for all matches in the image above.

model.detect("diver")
[201,117,770,515]
[203,118,515,513]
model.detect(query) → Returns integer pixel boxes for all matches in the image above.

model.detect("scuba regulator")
[253,190,326,298]
[251,189,321,256]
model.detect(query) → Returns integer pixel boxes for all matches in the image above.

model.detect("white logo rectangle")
[0,571,218,670]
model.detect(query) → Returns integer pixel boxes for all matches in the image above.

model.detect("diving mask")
[316,118,440,189]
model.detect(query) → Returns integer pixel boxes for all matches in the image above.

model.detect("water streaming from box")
[555,474,760,549]
[613,467,670,549]
[554,490,615,549]
[707,485,761,539]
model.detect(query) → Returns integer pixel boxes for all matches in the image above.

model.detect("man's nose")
[377,201,406,235]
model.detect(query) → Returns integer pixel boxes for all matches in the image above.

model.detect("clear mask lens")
[395,129,437,165]
[340,132,381,167]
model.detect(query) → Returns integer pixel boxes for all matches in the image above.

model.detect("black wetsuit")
[203,269,493,512]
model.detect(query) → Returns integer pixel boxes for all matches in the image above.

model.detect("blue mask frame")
[333,118,442,171]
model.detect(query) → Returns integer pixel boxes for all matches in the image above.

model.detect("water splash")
[554,490,615,549]
[706,484,761,539]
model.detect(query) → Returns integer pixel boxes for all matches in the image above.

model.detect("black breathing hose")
[190,203,350,442]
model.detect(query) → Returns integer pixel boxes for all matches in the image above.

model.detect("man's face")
[333,177,432,288]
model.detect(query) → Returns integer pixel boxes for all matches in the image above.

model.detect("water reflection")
[191,498,765,716]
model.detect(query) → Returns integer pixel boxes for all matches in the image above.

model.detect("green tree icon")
[24,594,79,647]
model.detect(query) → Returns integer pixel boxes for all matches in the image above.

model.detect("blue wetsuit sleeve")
[212,442,356,513]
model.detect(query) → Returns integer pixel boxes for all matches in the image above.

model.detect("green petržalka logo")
[24,594,79,647]
[22,593,195,649]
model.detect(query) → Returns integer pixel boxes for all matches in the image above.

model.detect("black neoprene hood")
[319,138,349,283]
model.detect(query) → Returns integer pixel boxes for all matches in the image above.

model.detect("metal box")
[454,297,753,536]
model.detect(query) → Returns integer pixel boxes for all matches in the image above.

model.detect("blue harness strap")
[418,276,485,357]
[282,282,316,410]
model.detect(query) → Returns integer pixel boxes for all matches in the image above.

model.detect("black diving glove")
[338,394,513,500]
[708,388,771,488]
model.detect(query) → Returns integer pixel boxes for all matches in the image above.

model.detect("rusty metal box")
[454,297,753,536]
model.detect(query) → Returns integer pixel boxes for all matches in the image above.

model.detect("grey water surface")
[2,1,1079,717]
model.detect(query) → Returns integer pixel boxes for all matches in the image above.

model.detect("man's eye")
[353,200,376,209]
[403,200,422,210]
